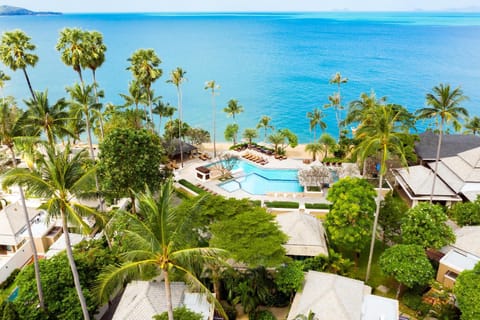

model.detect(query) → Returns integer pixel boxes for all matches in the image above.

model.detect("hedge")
[305,203,331,210]
[177,179,206,195]
[265,201,299,209]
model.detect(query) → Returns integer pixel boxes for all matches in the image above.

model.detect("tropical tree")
[167,67,187,167]
[0,70,10,97]
[267,132,284,156]
[379,244,434,298]
[127,49,162,125]
[83,30,106,90]
[306,107,326,141]
[464,116,480,135]
[305,142,322,161]
[225,123,239,145]
[0,30,38,100]
[205,80,220,158]
[97,180,226,320]
[343,91,386,127]
[257,115,274,142]
[318,132,336,159]
[224,99,244,123]
[454,261,480,319]
[2,145,101,320]
[416,84,468,202]
[56,28,87,83]
[152,100,171,137]
[354,104,412,281]
[325,72,348,135]
[22,90,73,145]
[0,99,45,309]
[242,128,258,147]
[119,79,146,128]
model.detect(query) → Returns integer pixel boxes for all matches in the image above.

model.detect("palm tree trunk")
[430,121,443,203]
[61,212,90,320]
[396,283,403,299]
[365,172,383,282]
[91,70,105,140]
[212,93,217,158]
[164,269,174,320]
[22,68,36,102]
[9,147,45,309]
[85,111,104,212]
[77,69,84,85]
[178,87,184,168]
[147,90,154,132]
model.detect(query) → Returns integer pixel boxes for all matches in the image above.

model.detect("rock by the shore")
[0,5,61,16]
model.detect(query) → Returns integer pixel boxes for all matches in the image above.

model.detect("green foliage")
[153,306,203,320]
[379,244,434,288]
[250,310,277,320]
[264,201,299,209]
[12,239,117,319]
[0,268,19,290]
[454,262,480,320]
[448,197,480,226]
[301,249,354,276]
[378,192,408,245]
[224,123,239,143]
[325,177,376,253]
[274,261,304,298]
[0,301,19,320]
[178,179,207,195]
[210,207,287,268]
[98,128,165,201]
[304,203,331,210]
[402,203,455,249]
[402,291,431,316]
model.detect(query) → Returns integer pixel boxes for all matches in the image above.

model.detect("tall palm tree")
[318,132,336,159]
[464,116,480,135]
[344,91,386,127]
[415,84,468,203]
[127,49,162,125]
[0,30,38,101]
[0,70,10,98]
[205,80,220,158]
[56,28,87,83]
[326,72,348,135]
[97,180,226,320]
[120,80,147,128]
[305,142,323,161]
[355,105,411,282]
[224,99,244,123]
[2,145,101,320]
[257,115,274,142]
[152,100,173,137]
[83,30,106,90]
[22,90,73,145]
[167,67,187,167]
[0,99,45,309]
[306,107,326,141]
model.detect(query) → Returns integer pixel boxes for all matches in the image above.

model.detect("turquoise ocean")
[1,12,480,143]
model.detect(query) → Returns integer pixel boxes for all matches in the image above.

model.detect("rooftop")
[415,132,480,161]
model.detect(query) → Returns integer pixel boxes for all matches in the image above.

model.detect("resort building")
[287,271,398,320]
[112,280,213,320]
[393,133,480,206]
[437,226,480,289]
[275,211,329,258]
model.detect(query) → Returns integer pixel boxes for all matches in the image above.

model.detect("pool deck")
[174,150,359,207]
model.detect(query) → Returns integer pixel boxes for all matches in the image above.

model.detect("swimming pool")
[210,159,303,195]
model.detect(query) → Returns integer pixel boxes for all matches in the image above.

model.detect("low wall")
[0,241,33,283]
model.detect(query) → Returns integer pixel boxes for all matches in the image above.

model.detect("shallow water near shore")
[1,12,480,142]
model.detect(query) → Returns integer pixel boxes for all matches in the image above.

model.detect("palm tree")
[22,90,73,145]
[257,115,274,142]
[415,84,468,203]
[318,132,336,159]
[0,99,45,309]
[97,180,226,320]
[355,105,411,282]
[56,28,87,83]
[152,100,171,137]
[464,116,480,135]
[344,91,386,127]
[242,128,258,148]
[328,72,348,133]
[2,144,101,320]
[167,67,187,167]
[306,107,326,141]
[83,30,106,90]
[127,49,162,125]
[120,80,147,128]
[224,99,244,123]
[205,80,220,158]
[0,30,38,100]
[305,142,323,161]
[0,70,10,98]
[268,132,285,156]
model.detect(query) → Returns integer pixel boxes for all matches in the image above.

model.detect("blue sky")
[6,0,480,13]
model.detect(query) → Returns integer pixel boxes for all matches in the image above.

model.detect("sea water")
[1,12,480,142]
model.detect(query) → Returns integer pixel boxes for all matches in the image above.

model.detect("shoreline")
[201,142,311,159]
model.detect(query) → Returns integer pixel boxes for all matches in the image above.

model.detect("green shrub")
[250,310,276,320]
[0,269,20,290]
[221,301,238,320]
[305,203,331,210]
[402,292,431,316]
[178,179,206,195]
[448,201,480,226]
[154,306,203,320]
[264,201,299,209]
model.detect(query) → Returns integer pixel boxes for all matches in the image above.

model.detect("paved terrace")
[173,149,359,208]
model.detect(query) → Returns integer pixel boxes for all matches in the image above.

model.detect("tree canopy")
[454,262,480,320]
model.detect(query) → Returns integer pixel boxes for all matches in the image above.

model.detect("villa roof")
[393,166,460,200]
[288,271,398,320]
[45,233,85,259]
[113,280,212,320]
[451,226,480,257]
[415,132,480,161]
[163,139,197,157]
[275,211,328,257]
[439,249,480,273]
[0,201,42,246]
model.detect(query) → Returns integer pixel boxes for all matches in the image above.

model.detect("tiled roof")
[415,132,480,161]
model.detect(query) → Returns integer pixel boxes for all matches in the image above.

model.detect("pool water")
[8,287,18,301]
[211,159,303,195]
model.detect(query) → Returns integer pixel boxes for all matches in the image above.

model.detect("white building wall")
[0,240,33,283]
